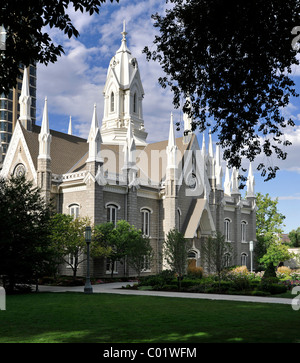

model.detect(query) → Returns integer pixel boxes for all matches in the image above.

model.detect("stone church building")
[0,26,256,278]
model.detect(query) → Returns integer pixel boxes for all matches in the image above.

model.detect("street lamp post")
[249,240,254,273]
[84,226,93,294]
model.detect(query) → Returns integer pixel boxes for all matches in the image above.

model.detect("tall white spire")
[224,163,231,195]
[87,104,102,163]
[19,66,32,131]
[38,97,51,160]
[166,113,178,170]
[201,133,206,156]
[68,116,73,135]
[117,19,130,54]
[246,162,255,198]
[207,130,215,180]
[215,144,223,189]
[231,167,240,195]
[208,130,214,158]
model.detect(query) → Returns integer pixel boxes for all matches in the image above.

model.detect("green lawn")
[0,292,299,343]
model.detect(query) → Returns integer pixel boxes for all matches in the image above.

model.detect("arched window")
[106,203,118,226]
[69,204,79,220]
[106,257,118,274]
[110,91,115,112]
[241,221,247,242]
[188,250,197,259]
[224,253,231,267]
[241,253,247,266]
[224,218,231,242]
[133,92,137,113]
[141,208,150,236]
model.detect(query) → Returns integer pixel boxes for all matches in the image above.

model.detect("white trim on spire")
[224,163,231,196]
[38,97,51,160]
[215,144,223,189]
[246,162,255,198]
[166,113,178,171]
[68,116,73,135]
[208,130,214,158]
[87,104,102,163]
[19,66,32,130]
[201,133,206,156]
[117,19,131,54]
[231,167,240,195]
[168,113,175,147]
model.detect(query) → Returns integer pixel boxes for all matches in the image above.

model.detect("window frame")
[241,253,248,266]
[241,221,248,243]
[110,91,115,113]
[224,218,231,242]
[106,257,118,274]
[69,203,80,220]
[141,208,151,237]
[106,203,120,226]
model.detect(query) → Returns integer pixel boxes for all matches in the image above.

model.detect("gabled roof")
[22,124,88,175]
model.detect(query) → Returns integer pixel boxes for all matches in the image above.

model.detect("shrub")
[180,279,202,288]
[266,284,287,295]
[259,277,287,294]
[290,271,300,280]
[230,266,249,275]
[263,263,277,278]
[280,279,300,290]
[187,266,204,279]
[213,281,235,293]
[187,285,206,293]
[277,266,291,277]
[162,284,178,291]
[139,270,176,287]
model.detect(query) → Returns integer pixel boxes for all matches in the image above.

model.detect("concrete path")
[36,282,293,305]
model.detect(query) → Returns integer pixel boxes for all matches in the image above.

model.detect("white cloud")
[278,195,300,200]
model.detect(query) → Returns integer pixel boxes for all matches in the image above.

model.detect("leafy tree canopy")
[259,242,293,268]
[163,228,189,280]
[49,213,98,279]
[0,175,54,292]
[288,227,300,247]
[0,0,118,94]
[144,0,300,183]
[256,192,286,241]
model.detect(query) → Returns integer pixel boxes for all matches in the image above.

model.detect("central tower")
[101,22,147,146]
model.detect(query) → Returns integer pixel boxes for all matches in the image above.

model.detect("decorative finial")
[122,20,127,40]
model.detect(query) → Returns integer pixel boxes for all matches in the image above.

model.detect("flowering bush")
[230,266,249,275]
[276,266,291,278]
[280,280,300,290]
[290,271,300,280]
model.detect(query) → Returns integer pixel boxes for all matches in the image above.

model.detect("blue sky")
[36,0,300,234]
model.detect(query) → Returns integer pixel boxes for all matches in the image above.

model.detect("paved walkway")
[36,282,293,305]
